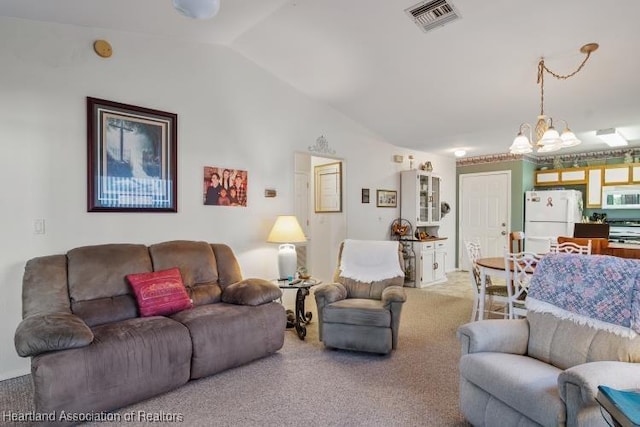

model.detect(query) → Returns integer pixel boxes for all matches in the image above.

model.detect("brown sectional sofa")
[14,240,286,422]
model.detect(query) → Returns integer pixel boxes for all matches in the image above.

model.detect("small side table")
[276,279,321,340]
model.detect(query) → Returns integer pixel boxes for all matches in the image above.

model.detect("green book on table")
[598,385,640,427]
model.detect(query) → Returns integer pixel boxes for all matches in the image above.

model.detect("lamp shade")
[560,129,581,148]
[172,0,220,19]
[267,216,306,243]
[509,134,533,154]
[268,216,306,280]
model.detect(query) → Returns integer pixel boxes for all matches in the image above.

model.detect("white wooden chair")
[503,250,541,319]
[549,240,592,254]
[464,240,509,321]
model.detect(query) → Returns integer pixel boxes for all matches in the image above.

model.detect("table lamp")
[267,215,307,280]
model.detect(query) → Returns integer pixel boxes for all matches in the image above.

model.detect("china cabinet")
[400,170,441,227]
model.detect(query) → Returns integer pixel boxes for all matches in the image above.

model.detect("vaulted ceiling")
[2,0,640,158]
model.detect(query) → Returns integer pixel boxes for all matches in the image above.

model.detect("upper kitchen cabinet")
[535,168,587,185]
[400,170,441,227]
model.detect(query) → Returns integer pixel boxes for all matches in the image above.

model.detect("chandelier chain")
[536,50,594,118]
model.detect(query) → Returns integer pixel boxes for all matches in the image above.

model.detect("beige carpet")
[1,271,475,427]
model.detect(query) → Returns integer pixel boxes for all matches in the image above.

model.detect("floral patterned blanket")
[526,253,640,337]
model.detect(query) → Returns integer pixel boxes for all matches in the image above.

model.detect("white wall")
[0,17,456,380]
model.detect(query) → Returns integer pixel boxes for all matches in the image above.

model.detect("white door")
[459,171,511,270]
[294,153,347,283]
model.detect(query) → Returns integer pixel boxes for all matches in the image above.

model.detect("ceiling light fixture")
[509,43,598,155]
[172,0,220,19]
[596,128,629,147]
[454,149,466,157]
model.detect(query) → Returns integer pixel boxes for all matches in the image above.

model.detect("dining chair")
[549,240,592,254]
[464,240,509,321]
[557,236,608,255]
[509,231,525,253]
[503,250,541,319]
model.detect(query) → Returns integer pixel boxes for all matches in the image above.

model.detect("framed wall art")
[376,189,397,207]
[361,188,370,203]
[87,97,178,212]
[203,166,248,207]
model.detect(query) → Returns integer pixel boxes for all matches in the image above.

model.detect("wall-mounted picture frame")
[203,166,248,207]
[361,188,370,204]
[376,189,397,207]
[87,97,177,212]
[314,162,342,213]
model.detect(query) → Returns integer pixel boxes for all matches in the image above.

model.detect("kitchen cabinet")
[417,240,447,287]
[604,166,631,184]
[535,168,586,185]
[587,168,603,208]
[633,166,640,182]
[400,170,441,226]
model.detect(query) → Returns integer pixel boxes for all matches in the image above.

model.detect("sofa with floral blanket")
[14,240,286,424]
[457,253,640,427]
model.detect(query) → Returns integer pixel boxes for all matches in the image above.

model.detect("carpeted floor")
[1,271,475,427]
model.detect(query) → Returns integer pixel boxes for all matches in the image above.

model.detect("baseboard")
[0,367,30,382]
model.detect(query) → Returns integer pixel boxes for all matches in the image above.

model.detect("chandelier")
[509,43,599,155]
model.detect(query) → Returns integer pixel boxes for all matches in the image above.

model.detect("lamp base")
[277,244,297,280]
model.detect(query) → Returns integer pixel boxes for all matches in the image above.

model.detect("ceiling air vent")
[405,0,461,33]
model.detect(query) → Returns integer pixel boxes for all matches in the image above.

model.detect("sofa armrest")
[221,278,282,306]
[14,312,94,357]
[457,319,529,355]
[313,283,347,306]
[382,286,407,308]
[559,361,640,406]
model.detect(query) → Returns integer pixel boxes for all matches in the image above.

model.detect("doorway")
[458,171,511,270]
[294,152,347,282]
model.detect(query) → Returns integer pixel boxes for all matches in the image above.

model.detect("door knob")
[501,231,507,235]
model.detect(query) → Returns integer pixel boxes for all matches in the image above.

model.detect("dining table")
[475,256,537,320]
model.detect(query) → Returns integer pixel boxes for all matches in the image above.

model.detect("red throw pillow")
[126,267,193,317]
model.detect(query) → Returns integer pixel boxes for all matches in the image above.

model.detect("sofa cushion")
[460,352,565,427]
[527,311,640,370]
[127,268,193,317]
[170,302,286,379]
[68,244,152,325]
[31,316,191,414]
[322,298,391,327]
[221,278,282,306]
[149,240,221,306]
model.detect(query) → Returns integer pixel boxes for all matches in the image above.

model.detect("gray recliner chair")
[313,239,407,354]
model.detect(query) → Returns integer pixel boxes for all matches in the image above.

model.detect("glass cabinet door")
[432,176,440,222]
[419,174,430,223]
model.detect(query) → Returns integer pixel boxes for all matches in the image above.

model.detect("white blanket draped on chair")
[339,239,404,283]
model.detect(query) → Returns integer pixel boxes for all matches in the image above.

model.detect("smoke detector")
[405,0,461,33]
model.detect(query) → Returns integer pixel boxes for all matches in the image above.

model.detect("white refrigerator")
[524,190,583,253]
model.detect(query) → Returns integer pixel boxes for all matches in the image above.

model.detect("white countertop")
[608,242,640,250]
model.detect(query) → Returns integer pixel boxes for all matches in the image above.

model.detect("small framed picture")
[361,188,370,203]
[376,189,397,208]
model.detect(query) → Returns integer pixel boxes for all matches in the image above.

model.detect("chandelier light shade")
[267,215,307,280]
[172,0,221,19]
[510,43,599,155]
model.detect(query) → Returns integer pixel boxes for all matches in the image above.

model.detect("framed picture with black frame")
[87,97,178,212]
[361,188,370,203]
[376,189,397,207]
